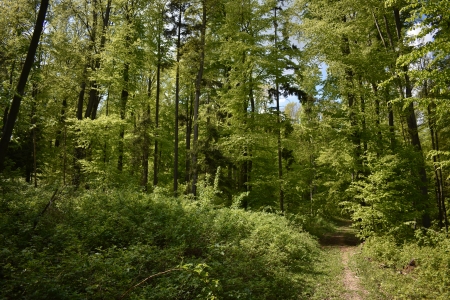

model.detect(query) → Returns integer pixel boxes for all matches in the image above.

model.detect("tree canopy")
[1,0,450,298]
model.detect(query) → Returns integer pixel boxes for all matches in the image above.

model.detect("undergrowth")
[355,231,450,299]
[0,181,322,299]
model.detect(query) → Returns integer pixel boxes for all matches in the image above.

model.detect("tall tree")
[0,0,49,171]
[190,0,207,196]
[168,0,189,195]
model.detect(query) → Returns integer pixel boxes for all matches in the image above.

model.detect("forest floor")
[314,219,368,300]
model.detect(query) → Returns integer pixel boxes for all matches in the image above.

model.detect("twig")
[118,268,182,299]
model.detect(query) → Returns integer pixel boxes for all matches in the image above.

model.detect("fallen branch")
[33,188,59,230]
[118,268,182,299]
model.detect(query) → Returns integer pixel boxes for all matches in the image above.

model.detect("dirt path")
[319,221,367,300]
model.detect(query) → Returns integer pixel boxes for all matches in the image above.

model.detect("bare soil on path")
[319,220,367,300]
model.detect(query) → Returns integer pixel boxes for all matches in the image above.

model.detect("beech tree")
[0,0,49,171]
[1,0,448,235]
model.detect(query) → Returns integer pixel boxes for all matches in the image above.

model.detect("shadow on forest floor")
[319,219,361,247]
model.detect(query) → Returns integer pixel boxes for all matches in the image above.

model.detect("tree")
[0,0,49,171]
[190,0,207,196]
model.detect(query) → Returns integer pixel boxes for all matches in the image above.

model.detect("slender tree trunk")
[27,83,38,185]
[372,11,386,48]
[436,136,449,231]
[371,83,382,154]
[55,99,67,147]
[426,80,448,231]
[341,31,361,179]
[276,81,284,211]
[85,0,98,120]
[0,0,49,171]
[102,89,110,164]
[85,0,111,120]
[380,14,396,150]
[55,98,67,184]
[247,77,255,192]
[118,8,131,171]
[185,90,193,186]
[273,6,284,212]
[2,61,15,136]
[428,102,444,228]
[393,7,430,227]
[33,122,37,188]
[383,14,395,50]
[359,82,367,174]
[153,33,161,187]
[191,0,207,196]
[1,107,9,136]
[174,6,182,196]
[73,67,87,187]
[118,62,129,171]
[141,77,152,191]
[63,126,67,185]
[385,91,395,150]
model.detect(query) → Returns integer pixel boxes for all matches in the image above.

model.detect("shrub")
[0,184,321,299]
[356,231,450,299]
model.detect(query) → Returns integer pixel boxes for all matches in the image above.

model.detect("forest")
[1,0,449,298]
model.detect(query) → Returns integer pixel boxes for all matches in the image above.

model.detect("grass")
[309,247,347,299]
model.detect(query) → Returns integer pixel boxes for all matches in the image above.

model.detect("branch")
[372,11,387,49]
[33,188,59,230]
[118,268,182,299]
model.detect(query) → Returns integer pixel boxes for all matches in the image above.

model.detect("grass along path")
[315,220,367,300]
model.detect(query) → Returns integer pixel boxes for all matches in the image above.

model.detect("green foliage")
[0,183,322,299]
[356,232,450,299]
[344,150,428,239]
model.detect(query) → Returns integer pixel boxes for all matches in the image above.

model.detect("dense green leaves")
[0,184,321,299]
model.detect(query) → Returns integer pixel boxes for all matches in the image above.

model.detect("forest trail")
[319,220,367,300]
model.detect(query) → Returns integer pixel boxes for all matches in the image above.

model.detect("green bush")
[0,183,321,299]
[356,231,450,299]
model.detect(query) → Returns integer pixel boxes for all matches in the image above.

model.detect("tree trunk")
[0,0,49,171]
[84,0,111,120]
[393,7,430,227]
[118,8,131,171]
[174,5,182,196]
[118,62,129,171]
[1,61,15,136]
[153,35,161,187]
[371,83,382,154]
[191,0,207,196]
[55,99,67,148]
[141,77,152,191]
[273,6,284,212]
[73,68,87,187]
[185,90,193,187]
[428,102,444,228]
[426,80,448,231]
